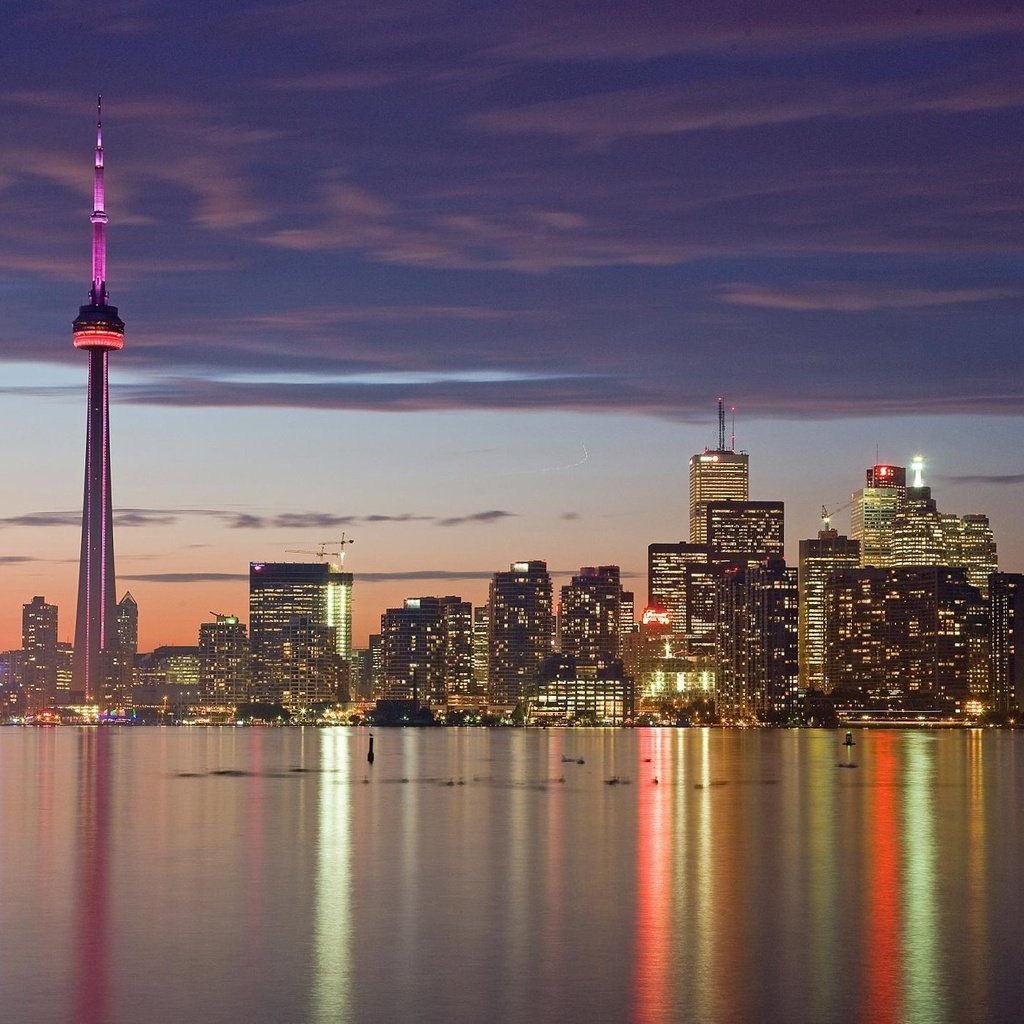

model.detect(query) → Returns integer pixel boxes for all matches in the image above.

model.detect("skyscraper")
[488,561,553,706]
[22,597,58,711]
[960,514,998,594]
[559,565,623,671]
[712,558,798,721]
[199,613,250,707]
[73,100,125,703]
[798,528,860,692]
[110,591,139,701]
[249,561,353,706]
[990,574,1024,712]
[647,542,709,640]
[689,452,750,544]
[379,596,473,705]
[688,399,749,543]
[706,500,785,564]
[824,565,984,707]
[850,464,906,568]
[472,605,489,694]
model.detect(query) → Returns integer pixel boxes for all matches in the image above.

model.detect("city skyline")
[2,2,1023,652]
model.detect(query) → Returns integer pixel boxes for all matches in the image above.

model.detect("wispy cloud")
[1,506,528,533]
[469,66,1024,144]
[270,70,404,91]
[119,572,248,584]
[0,511,80,528]
[936,473,1024,486]
[489,4,1024,62]
[436,510,516,527]
[720,282,1021,313]
[357,570,502,583]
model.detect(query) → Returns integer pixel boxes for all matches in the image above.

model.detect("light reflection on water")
[1,727,1023,1024]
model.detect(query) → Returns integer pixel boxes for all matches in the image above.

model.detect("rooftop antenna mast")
[730,405,736,452]
[717,396,726,451]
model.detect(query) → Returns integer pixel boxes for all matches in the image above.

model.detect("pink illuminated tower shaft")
[73,99,125,703]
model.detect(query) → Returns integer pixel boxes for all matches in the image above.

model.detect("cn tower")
[72,99,125,703]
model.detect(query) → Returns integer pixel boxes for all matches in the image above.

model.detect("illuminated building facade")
[891,486,949,566]
[960,514,998,594]
[199,613,249,706]
[532,654,634,725]
[559,565,622,670]
[713,558,798,720]
[109,591,138,699]
[630,607,712,702]
[706,500,785,564]
[685,563,720,656]
[990,574,1024,712]
[488,560,553,706]
[889,480,998,597]
[249,561,353,705]
[824,566,984,706]
[22,597,58,711]
[379,596,473,705]
[689,450,749,544]
[620,589,635,644]
[798,529,861,691]
[472,605,489,693]
[137,646,201,687]
[56,643,73,694]
[647,542,709,641]
[278,617,347,708]
[851,464,906,568]
[73,101,126,703]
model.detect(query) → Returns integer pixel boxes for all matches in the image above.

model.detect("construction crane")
[820,498,855,531]
[285,533,355,566]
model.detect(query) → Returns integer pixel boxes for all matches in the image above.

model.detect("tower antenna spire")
[730,405,736,452]
[717,396,725,451]
[90,95,108,307]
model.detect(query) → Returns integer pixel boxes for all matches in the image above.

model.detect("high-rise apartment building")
[199,613,249,707]
[851,464,906,567]
[559,566,622,671]
[110,591,138,700]
[472,605,489,694]
[348,648,374,701]
[990,574,1024,712]
[620,589,635,645]
[713,558,798,720]
[22,597,58,710]
[798,529,861,691]
[379,596,473,705]
[824,565,984,706]
[249,561,353,706]
[706,500,784,564]
[488,561,553,706]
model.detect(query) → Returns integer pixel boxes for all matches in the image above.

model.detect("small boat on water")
[561,755,585,765]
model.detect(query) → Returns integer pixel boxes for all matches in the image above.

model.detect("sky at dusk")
[1,1,1022,651]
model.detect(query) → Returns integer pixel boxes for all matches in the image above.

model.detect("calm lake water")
[1,727,1021,1024]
